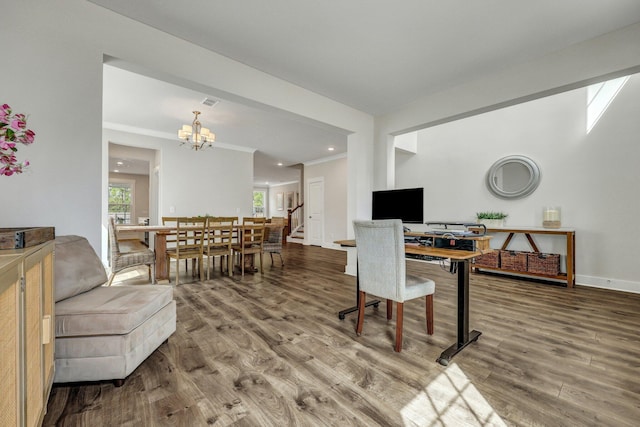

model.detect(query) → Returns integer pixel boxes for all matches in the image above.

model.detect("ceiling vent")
[201,98,219,107]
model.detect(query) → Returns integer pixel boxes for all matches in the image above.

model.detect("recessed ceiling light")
[265,181,269,185]
[277,162,283,166]
[116,161,124,166]
[114,169,119,173]
[328,147,335,151]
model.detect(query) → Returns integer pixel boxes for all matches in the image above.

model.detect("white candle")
[543,208,560,222]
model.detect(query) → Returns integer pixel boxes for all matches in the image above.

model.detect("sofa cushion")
[55,285,174,337]
[54,235,108,302]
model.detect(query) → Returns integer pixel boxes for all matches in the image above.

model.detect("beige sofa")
[53,235,176,385]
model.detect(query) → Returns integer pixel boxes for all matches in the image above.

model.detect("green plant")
[476,211,508,220]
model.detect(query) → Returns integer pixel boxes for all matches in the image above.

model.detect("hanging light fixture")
[177,110,215,151]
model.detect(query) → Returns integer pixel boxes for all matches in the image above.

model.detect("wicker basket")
[500,250,528,272]
[474,251,499,268]
[527,252,560,275]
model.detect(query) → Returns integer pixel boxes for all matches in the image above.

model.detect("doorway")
[307,177,324,246]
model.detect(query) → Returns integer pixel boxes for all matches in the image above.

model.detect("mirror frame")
[486,155,541,199]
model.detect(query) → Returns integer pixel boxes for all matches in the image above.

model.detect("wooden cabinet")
[0,241,55,427]
[473,227,575,287]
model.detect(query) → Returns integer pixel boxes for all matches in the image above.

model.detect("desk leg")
[154,233,169,281]
[338,262,380,320]
[437,260,482,366]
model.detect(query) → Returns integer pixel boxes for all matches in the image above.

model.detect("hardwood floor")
[44,244,640,426]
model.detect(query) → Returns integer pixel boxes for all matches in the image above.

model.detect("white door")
[307,178,324,246]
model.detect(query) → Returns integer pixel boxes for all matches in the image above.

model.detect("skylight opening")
[586,75,630,134]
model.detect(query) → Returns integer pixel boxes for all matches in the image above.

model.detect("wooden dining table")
[116,223,262,281]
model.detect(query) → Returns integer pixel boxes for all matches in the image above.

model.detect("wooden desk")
[336,237,492,365]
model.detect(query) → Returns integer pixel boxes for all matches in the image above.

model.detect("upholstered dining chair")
[263,223,284,266]
[107,217,155,286]
[164,217,207,285]
[204,216,236,279]
[232,218,266,276]
[353,219,435,352]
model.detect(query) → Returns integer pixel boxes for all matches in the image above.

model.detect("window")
[253,190,266,217]
[109,181,134,224]
[587,75,630,133]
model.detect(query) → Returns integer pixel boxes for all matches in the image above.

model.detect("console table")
[474,227,575,287]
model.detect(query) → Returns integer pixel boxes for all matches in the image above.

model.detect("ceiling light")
[328,147,335,151]
[177,110,215,151]
[277,162,283,166]
[114,169,119,173]
[116,161,124,166]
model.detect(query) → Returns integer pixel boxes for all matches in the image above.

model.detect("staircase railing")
[287,203,304,236]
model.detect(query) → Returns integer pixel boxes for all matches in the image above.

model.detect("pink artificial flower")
[22,129,35,144]
[10,117,26,130]
[0,104,10,122]
[0,140,16,150]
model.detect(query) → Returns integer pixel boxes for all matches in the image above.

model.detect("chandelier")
[177,110,215,151]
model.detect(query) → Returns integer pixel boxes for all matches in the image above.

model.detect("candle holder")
[543,206,561,228]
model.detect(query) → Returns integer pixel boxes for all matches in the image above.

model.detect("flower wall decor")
[0,103,36,176]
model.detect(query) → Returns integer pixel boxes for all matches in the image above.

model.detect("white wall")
[395,73,640,292]
[268,182,299,218]
[105,129,253,219]
[305,156,348,247]
[0,0,373,257]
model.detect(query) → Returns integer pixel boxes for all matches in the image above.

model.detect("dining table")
[116,223,261,281]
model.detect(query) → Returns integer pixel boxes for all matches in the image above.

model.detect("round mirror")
[486,155,540,199]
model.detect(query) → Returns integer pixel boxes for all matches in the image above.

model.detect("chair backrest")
[205,216,235,250]
[264,224,283,245]
[243,217,266,225]
[108,217,122,263]
[174,217,207,256]
[353,219,406,301]
[239,224,265,250]
[162,216,180,249]
[270,216,285,226]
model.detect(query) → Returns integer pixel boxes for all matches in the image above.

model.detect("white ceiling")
[97,0,640,181]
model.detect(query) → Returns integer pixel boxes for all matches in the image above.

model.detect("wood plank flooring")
[44,244,640,426]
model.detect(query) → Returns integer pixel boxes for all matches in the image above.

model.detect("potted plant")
[476,211,508,228]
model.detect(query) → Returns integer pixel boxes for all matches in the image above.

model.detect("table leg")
[567,231,575,288]
[154,232,168,281]
[437,260,482,365]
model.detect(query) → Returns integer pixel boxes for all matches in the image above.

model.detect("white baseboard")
[576,275,640,294]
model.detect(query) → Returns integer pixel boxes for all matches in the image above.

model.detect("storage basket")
[527,252,560,275]
[474,251,499,268]
[499,250,528,272]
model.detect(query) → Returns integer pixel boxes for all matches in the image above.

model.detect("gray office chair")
[353,219,435,352]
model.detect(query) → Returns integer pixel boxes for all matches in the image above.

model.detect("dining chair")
[353,219,435,352]
[204,216,236,279]
[232,218,266,276]
[107,217,155,286]
[164,217,207,285]
[263,223,284,266]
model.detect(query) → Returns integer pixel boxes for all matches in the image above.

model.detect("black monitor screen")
[371,187,424,224]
